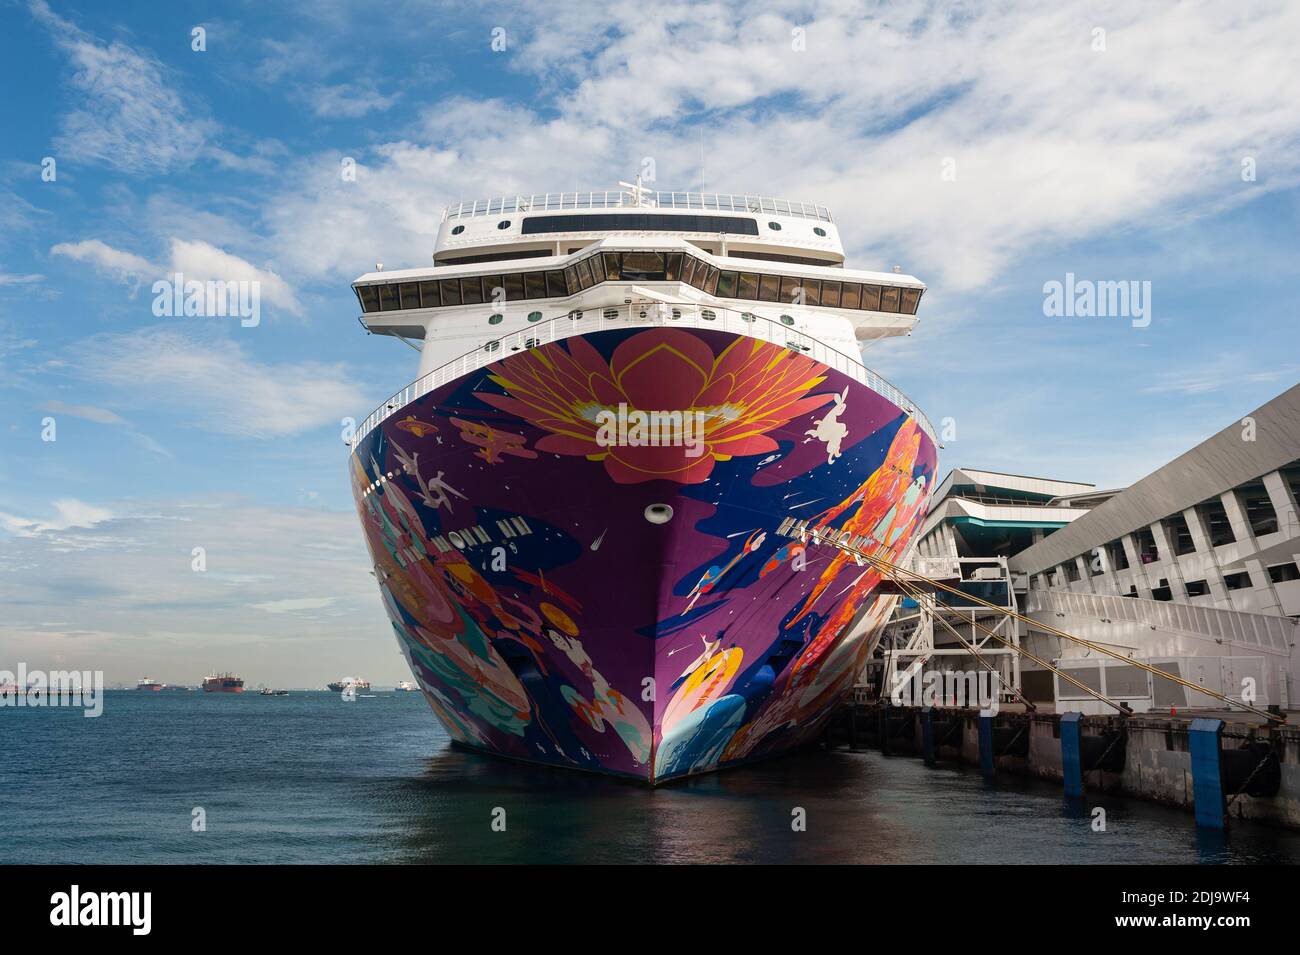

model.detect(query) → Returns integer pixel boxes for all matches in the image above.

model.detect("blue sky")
[1,0,1298,686]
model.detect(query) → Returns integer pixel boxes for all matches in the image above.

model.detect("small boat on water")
[395,681,417,692]
[259,688,290,696]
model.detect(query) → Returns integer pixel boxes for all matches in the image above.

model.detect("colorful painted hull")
[351,327,936,783]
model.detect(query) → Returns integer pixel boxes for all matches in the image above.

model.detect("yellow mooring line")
[842,542,1286,725]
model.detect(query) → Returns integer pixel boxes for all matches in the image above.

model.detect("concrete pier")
[838,703,1300,831]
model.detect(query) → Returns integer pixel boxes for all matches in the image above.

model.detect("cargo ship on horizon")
[201,673,244,693]
[347,182,937,783]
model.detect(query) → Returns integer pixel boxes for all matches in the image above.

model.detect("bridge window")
[355,251,924,317]
[520,213,759,235]
[461,277,484,305]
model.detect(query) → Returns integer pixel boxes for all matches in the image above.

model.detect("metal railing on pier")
[349,302,934,451]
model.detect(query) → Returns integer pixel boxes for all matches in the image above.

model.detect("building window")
[1224,571,1252,590]
[1106,540,1129,570]
[1134,527,1159,563]
[1165,513,1196,555]
[1184,579,1209,597]
[1197,499,1236,547]
[1062,560,1081,583]
[1268,562,1300,583]
[1236,480,1279,536]
[1150,584,1173,601]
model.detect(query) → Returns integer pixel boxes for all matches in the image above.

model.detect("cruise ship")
[347,183,938,783]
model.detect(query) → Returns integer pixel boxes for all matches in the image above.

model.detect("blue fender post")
[921,707,935,766]
[1060,712,1084,798]
[1189,718,1226,830]
[978,713,994,779]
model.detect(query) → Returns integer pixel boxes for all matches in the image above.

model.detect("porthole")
[638,309,648,319]
[524,337,540,348]
[740,312,756,323]
[527,311,543,322]
[568,309,583,321]
[670,309,682,319]
[497,220,511,230]
[768,221,782,231]
[644,503,674,525]
[813,227,827,237]
[701,309,716,321]
[488,313,504,325]
[780,314,795,326]
[451,224,465,235]
[603,308,619,319]
[483,341,500,353]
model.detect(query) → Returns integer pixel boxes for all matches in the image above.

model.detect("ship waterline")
[351,323,936,782]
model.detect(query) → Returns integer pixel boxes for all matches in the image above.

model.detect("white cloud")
[169,238,302,315]
[29,0,215,175]
[303,82,400,119]
[75,326,364,439]
[0,273,44,286]
[50,239,157,292]
[51,237,301,315]
[0,498,113,536]
[254,1,1300,291]
[250,597,339,614]
[40,401,127,425]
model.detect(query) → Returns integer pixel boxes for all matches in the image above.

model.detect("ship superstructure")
[348,185,937,782]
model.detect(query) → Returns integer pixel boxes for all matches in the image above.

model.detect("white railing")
[349,302,933,451]
[442,192,833,223]
[1023,589,1296,653]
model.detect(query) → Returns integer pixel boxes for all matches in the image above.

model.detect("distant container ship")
[326,677,371,692]
[202,673,245,693]
[135,677,164,691]
[395,681,417,692]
